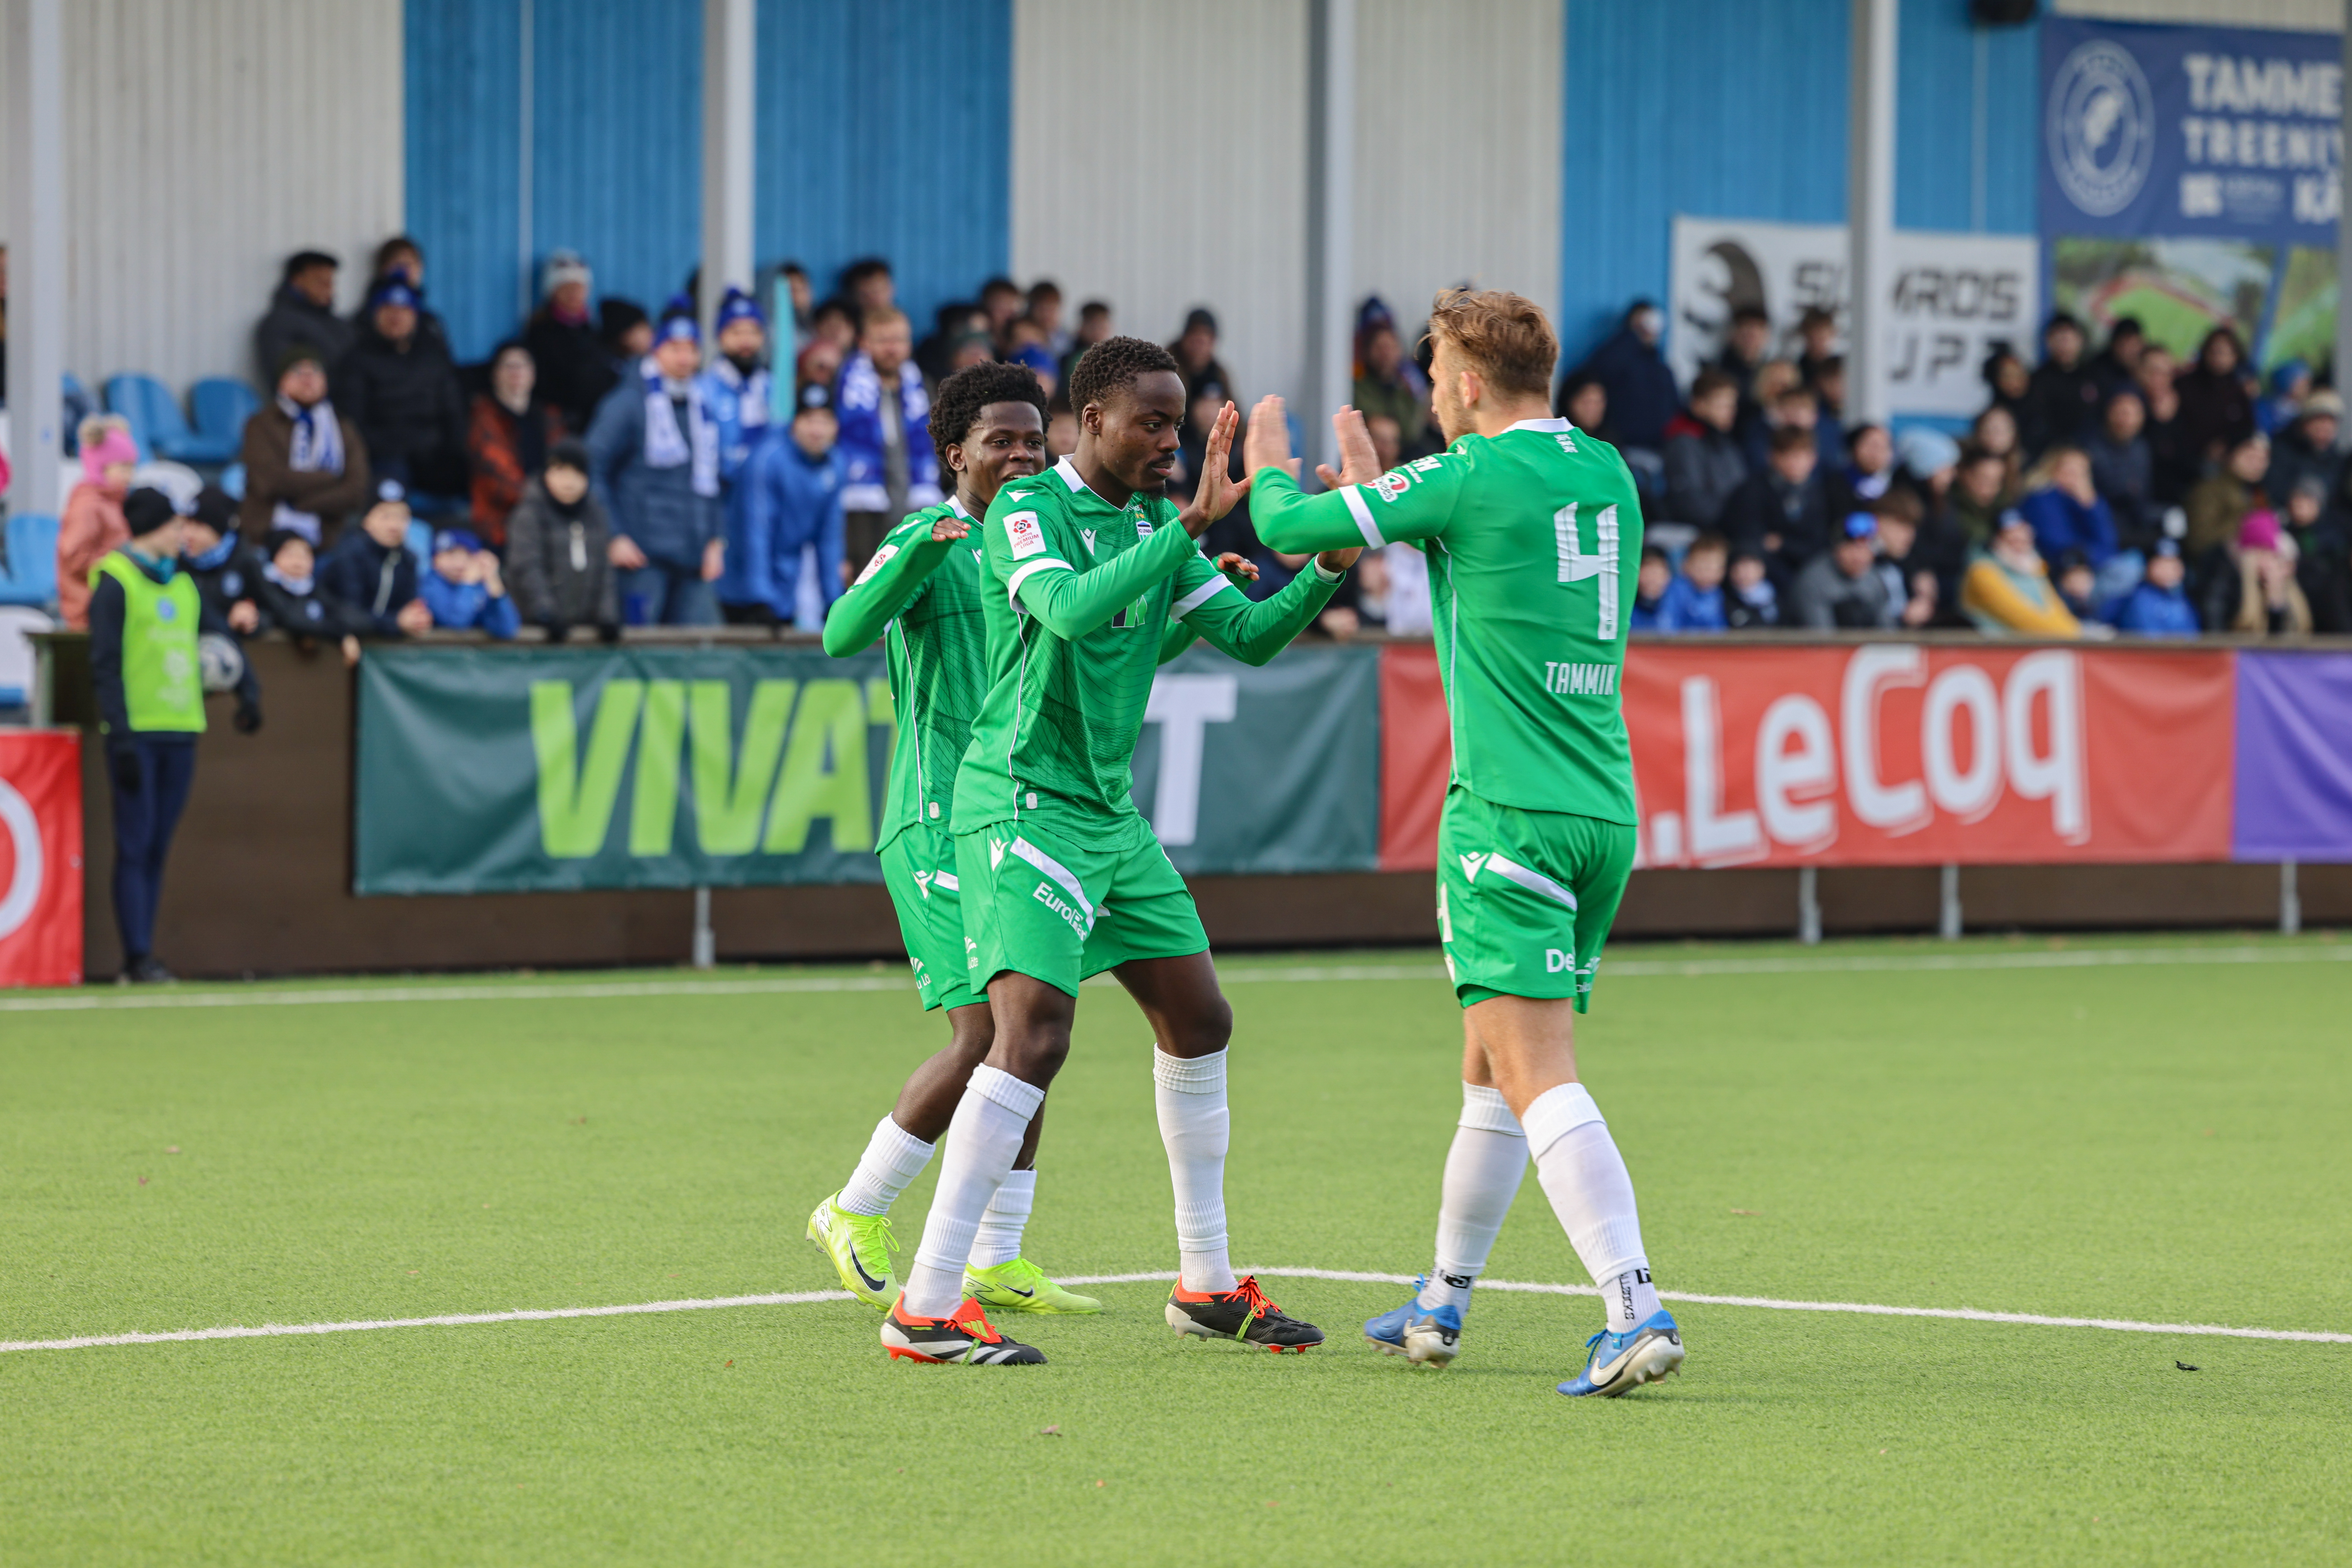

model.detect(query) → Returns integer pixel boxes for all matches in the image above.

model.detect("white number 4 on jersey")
[1554,502,1620,640]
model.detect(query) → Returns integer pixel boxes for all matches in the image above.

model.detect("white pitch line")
[5,1267,2345,1355]
[5,943,2346,1013]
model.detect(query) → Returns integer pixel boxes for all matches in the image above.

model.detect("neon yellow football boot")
[963,1257,1104,1314]
[806,1192,898,1311]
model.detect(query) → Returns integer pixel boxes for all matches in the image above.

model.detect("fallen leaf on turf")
[137,1176,147,1185]
[1040,1425,1060,1436]
[2176,1361,2199,1371]
[725,1360,733,1367]
[1730,1208,1762,1215]
[165,1146,180,1154]
[1096,1481,1105,1488]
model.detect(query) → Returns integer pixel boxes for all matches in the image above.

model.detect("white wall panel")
[1353,0,1562,353]
[1012,0,1309,407]
[2054,0,2339,29]
[0,0,403,394]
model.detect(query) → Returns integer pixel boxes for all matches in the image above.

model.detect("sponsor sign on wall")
[0,730,83,988]
[1669,217,2040,420]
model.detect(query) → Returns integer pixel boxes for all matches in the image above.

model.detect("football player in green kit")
[880,338,1358,1365]
[809,360,1264,1346]
[1248,290,1684,1398]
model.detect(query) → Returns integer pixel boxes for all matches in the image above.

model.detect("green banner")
[353,641,1380,894]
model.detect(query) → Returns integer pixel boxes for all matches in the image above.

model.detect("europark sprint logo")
[527,678,891,861]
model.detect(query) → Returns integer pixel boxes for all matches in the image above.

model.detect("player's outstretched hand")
[1212,551,1261,584]
[1244,395,1297,481]
[1177,401,1253,538]
[1315,404,1383,490]
[931,514,971,543]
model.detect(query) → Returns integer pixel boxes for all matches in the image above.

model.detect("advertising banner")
[1378,643,2236,872]
[1669,217,2040,419]
[2232,651,2352,862]
[353,643,1379,894]
[0,730,84,988]
[2040,18,2340,380]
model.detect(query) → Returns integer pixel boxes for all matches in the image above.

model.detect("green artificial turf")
[5,934,2350,1565]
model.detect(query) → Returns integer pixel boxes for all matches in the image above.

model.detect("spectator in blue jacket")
[2104,538,2200,636]
[1657,532,1729,632]
[421,526,521,640]
[719,383,845,628]
[701,285,774,481]
[318,480,433,638]
[586,296,726,626]
[833,305,940,573]
[2020,444,2138,608]
[1629,544,1672,630]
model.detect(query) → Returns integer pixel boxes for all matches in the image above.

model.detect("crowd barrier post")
[1797,866,1822,946]
[1938,864,1963,941]
[693,885,716,969]
[2281,862,2301,937]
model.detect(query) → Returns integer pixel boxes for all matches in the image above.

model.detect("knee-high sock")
[967,1167,1036,1268]
[1418,1083,1528,1313]
[1154,1047,1236,1293]
[1522,1082,1660,1330]
[837,1115,934,1217]
[902,1066,1042,1317]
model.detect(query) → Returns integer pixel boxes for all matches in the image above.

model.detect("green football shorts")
[1436,786,1636,1013]
[954,814,1210,999]
[879,826,981,1013]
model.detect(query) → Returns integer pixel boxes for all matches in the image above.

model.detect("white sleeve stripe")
[1006,558,1074,609]
[1170,575,1237,621]
[1342,486,1386,548]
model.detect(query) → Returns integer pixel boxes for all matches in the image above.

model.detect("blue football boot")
[1558,1309,1685,1397]
[1364,1278,1464,1367]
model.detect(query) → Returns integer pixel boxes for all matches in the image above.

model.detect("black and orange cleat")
[880,1296,1047,1365]
[1165,1275,1324,1353]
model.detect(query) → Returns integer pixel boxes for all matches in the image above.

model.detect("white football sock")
[837,1115,934,1217]
[1419,1082,1528,1313]
[902,1066,1043,1318]
[967,1166,1035,1268]
[1154,1047,1237,1293]
[1523,1082,1660,1330]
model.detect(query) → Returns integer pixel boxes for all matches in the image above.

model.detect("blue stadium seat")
[62,374,96,449]
[0,512,61,609]
[103,373,177,462]
[186,377,260,463]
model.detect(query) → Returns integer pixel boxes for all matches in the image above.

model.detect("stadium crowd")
[30,238,2352,661]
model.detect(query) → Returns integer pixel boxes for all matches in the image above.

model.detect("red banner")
[0,731,85,987]
[1378,642,2235,870]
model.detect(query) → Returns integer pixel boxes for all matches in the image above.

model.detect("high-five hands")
[1321,404,1382,489]
[1176,401,1253,539]
[1245,396,1364,575]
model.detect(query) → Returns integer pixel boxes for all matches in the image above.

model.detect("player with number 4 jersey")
[1249,289,1683,1398]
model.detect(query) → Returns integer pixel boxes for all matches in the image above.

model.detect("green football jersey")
[1253,417,1642,823]
[821,499,991,850]
[954,456,1342,833]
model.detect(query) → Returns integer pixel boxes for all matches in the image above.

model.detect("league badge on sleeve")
[1006,511,1046,560]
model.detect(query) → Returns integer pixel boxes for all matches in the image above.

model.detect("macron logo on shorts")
[1460,853,1487,880]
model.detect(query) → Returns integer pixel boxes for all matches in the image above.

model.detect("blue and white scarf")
[272,393,345,540]
[706,357,771,431]
[833,350,940,514]
[640,356,721,498]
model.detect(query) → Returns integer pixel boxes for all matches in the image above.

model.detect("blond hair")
[1425,289,1557,399]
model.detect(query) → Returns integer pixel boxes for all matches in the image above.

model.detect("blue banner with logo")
[2041,17,2340,246]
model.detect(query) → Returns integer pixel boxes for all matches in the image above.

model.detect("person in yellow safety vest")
[87,488,255,983]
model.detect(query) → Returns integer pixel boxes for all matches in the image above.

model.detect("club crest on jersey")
[1459,852,1487,880]
[1005,510,1046,559]
[1373,470,1413,503]
[853,544,898,585]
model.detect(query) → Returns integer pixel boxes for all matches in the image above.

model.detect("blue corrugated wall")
[1559,0,2041,365]
[404,0,524,362]
[754,0,1010,335]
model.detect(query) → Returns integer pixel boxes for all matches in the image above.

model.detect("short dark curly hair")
[928,361,1049,471]
[1066,334,1180,414]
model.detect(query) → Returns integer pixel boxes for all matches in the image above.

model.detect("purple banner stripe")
[2233,652,2352,864]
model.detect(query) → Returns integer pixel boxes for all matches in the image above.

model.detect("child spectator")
[320,482,434,638]
[505,439,620,642]
[2104,538,2198,636]
[2258,359,2310,438]
[1795,305,1839,393]
[1629,545,1672,630]
[2053,550,2097,622]
[1828,422,1896,517]
[58,416,138,629]
[1661,369,1745,527]
[1968,402,2024,501]
[238,348,373,545]
[587,297,727,626]
[1962,510,2081,638]
[177,485,263,720]
[720,382,845,627]
[1555,373,1618,446]
[466,342,566,548]
[1871,503,1942,628]
[2289,474,2352,632]
[1656,532,1729,632]
[86,490,221,982]
[420,527,520,640]
[599,298,653,383]
[1722,424,1832,579]
[252,529,367,666]
[2264,391,2342,505]
[1950,443,2010,551]
[1790,513,1899,629]
[2019,445,2130,604]
[1725,549,1778,628]
[2209,510,2313,636]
